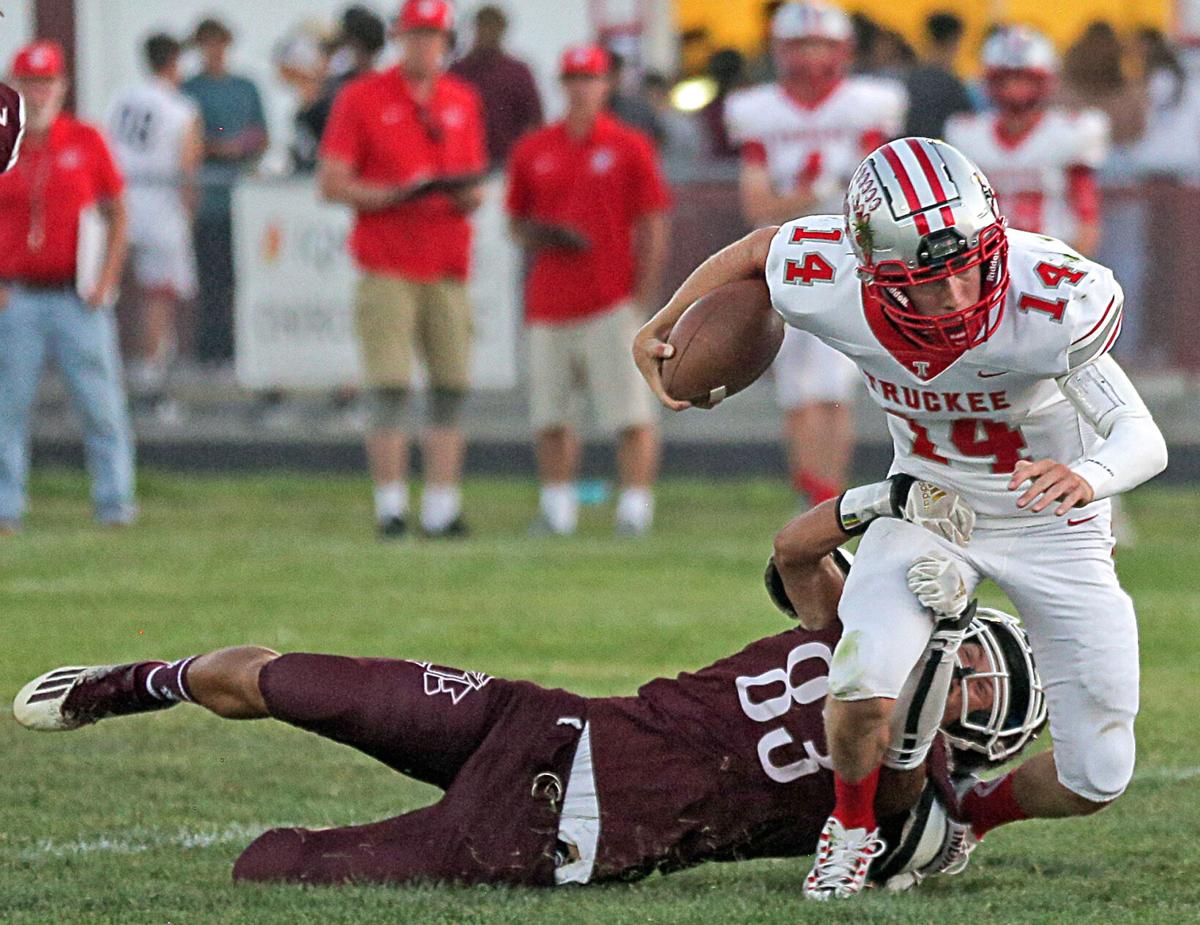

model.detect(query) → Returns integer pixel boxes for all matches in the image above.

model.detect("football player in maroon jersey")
[14,477,1043,891]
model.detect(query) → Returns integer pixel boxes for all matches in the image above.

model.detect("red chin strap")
[866,224,1010,353]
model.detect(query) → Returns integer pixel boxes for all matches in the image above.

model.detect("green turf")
[2,471,1197,924]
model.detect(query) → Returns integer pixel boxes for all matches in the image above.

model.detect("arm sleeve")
[319,90,362,167]
[1058,355,1168,500]
[1066,165,1101,225]
[89,128,124,197]
[504,141,532,217]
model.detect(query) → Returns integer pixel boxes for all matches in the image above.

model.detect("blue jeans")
[0,285,136,523]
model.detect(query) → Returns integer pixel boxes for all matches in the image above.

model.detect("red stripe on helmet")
[881,143,921,212]
[905,138,957,229]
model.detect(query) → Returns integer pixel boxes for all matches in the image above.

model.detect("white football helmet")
[982,26,1058,111]
[944,607,1048,767]
[844,137,1009,352]
[771,1,853,43]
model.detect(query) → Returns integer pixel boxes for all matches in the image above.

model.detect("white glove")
[907,553,970,617]
[903,481,975,547]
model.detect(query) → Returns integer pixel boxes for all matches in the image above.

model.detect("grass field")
[2,470,1198,925]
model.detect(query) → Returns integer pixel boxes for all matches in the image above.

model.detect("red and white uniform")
[765,214,1139,803]
[944,109,1108,245]
[726,79,906,406]
[106,78,199,296]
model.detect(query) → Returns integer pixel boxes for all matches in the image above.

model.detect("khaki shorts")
[354,273,473,390]
[528,302,655,434]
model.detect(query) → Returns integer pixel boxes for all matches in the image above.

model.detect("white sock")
[374,482,408,522]
[539,483,579,534]
[421,484,462,532]
[616,487,654,533]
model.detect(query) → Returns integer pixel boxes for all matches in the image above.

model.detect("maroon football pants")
[232,653,586,887]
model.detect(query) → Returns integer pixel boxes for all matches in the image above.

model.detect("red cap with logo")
[397,0,455,32]
[560,44,609,78]
[11,40,66,79]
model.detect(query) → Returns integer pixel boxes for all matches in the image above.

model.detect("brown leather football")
[0,82,24,173]
[661,278,783,408]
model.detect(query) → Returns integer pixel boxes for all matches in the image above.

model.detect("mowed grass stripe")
[2,472,1198,925]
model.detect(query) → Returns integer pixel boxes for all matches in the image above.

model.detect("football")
[661,278,783,408]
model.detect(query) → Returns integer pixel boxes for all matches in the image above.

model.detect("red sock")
[832,767,880,831]
[795,471,842,506]
[961,771,1029,838]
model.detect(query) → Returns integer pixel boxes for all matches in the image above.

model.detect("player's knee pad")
[428,387,467,426]
[366,387,409,430]
[1055,721,1136,803]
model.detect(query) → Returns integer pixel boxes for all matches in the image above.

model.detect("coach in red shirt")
[507,45,671,537]
[319,0,486,540]
[0,41,134,533]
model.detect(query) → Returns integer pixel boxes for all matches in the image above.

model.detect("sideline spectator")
[642,71,703,163]
[328,5,387,91]
[274,25,333,174]
[0,41,134,532]
[507,45,670,537]
[904,12,973,138]
[1058,21,1147,147]
[607,50,664,145]
[318,0,486,540]
[1131,28,1200,179]
[107,33,202,425]
[698,48,745,159]
[450,4,543,170]
[743,1,785,84]
[182,17,269,366]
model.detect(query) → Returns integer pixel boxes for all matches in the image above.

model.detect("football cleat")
[377,516,408,540]
[12,663,171,731]
[804,816,887,901]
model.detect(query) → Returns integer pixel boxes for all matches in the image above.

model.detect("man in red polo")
[319,0,486,540]
[507,45,670,537]
[0,41,134,533]
[0,78,24,172]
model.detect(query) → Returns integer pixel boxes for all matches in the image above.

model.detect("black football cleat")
[377,516,408,540]
[420,517,470,540]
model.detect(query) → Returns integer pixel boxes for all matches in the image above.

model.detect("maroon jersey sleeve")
[586,623,845,881]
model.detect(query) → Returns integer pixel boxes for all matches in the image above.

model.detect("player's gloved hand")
[838,475,975,546]
[907,553,970,617]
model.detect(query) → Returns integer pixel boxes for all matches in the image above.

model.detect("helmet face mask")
[846,137,1011,353]
[942,608,1048,768]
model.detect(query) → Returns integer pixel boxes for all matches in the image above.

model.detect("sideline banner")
[233,178,519,391]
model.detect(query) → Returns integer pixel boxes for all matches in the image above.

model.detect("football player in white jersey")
[634,137,1167,899]
[106,34,202,423]
[724,1,907,509]
[944,26,1108,257]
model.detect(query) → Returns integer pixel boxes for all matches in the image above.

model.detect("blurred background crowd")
[2,0,1199,537]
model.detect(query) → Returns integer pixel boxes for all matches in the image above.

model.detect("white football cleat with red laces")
[804,816,887,900]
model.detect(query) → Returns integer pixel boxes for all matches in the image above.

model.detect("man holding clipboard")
[319,0,487,540]
[0,41,134,534]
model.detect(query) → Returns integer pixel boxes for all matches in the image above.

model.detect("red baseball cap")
[397,0,455,32]
[11,40,66,79]
[560,44,609,78]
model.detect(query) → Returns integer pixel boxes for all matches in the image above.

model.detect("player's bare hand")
[1009,458,1095,515]
[632,320,691,412]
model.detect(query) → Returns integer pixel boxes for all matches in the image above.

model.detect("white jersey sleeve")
[853,77,907,139]
[722,84,769,149]
[1064,264,1124,373]
[764,214,857,331]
